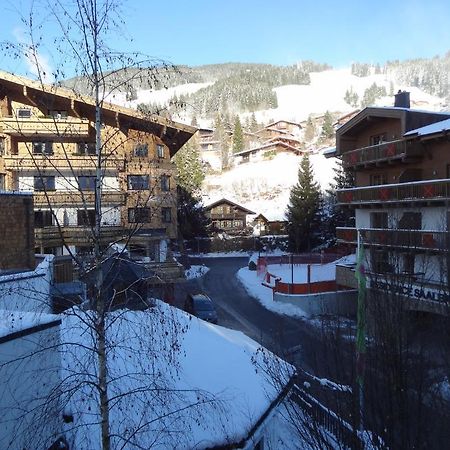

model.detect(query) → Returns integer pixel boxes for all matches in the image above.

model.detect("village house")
[252,213,287,236]
[233,139,305,164]
[0,71,195,297]
[204,198,255,234]
[333,91,450,316]
[255,120,302,141]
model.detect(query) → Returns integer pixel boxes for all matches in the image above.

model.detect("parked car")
[184,293,218,324]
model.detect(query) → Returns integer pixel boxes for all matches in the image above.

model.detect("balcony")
[337,179,450,206]
[0,117,91,137]
[341,139,423,169]
[3,155,125,171]
[33,190,125,207]
[35,225,125,246]
[336,227,449,252]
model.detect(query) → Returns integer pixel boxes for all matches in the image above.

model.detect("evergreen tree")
[344,87,359,108]
[177,186,210,240]
[249,113,259,133]
[173,131,205,194]
[304,116,315,142]
[324,159,355,241]
[321,111,334,139]
[286,154,321,252]
[232,115,244,153]
[213,114,230,170]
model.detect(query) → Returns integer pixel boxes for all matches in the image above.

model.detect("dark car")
[184,293,218,324]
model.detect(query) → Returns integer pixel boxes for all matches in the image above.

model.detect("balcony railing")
[4,155,125,171]
[337,179,450,205]
[0,117,90,137]
[341,139,423,168]
[33,190,125,207]
[35,225,124,246]
[336,227,449,251]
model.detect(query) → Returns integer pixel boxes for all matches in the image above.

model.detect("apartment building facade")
[334,92,450,315]
[0,71,195,268]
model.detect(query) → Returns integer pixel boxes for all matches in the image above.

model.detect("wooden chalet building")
[333,91,450,315]
[204,198,255,234]
[0,71,196,295]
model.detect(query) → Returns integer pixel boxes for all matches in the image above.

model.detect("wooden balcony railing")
[341,139,423,168]
[336,227,449,251]
[337,179,450,205]
[33,190,125,207]
[0,117,90,137]
[4,155,125,171]
[35,225,125,246]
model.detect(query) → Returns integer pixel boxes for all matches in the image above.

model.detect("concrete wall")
[274,290,357,316]
[0,320,62,449]
[0,193,35,270]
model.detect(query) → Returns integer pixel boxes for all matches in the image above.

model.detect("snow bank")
[60,302,294,449]
[185,264,210,279]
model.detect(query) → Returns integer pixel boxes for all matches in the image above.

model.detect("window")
[78,176,96,191]
[156,144,165,158]
[128,207,150,223]
[370,173,386,186]
[370,133,387,145]
[371,250,392,273]
[403,253,415,274]
[370,212,388,229]
[49,110,68,119]
[160,175,170,191]
[77,209,96,226]
[34,176,55,191]
[0,174,4,190]
[0,138,5,155]
[34,210,53,227]
[161,207,171,223]
[133,144,148,157]
[127,175,149,190]
[398,212,421,230]
[77,142,96,155]
[33,141,53,155]
[17,108,32,118]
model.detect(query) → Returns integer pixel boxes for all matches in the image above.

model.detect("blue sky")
[1,0,450,75]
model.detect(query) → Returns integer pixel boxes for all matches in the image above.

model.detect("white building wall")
[0,320,62,449]
[103,176,119,190]
[18,176,34,191]
[0,255,53,313]
[56,176,77,191]
[101,207,121,226]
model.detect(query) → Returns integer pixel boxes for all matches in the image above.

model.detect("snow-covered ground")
[203,151,336,221]
[237,266,307,318]
[61,302,295,449]
[185,264,210,279]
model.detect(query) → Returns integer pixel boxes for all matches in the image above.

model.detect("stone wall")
[0,193,35,270]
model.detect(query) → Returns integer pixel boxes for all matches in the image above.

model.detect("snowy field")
[203,151,337,221]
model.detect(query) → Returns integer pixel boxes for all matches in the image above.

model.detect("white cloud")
[12,26,53,83]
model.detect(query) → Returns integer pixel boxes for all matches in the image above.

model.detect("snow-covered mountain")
[109,63,448,220]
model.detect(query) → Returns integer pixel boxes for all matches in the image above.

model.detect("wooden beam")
[70,99,81,118]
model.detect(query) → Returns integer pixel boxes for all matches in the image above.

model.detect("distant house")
[256,120,302,141]
[204,198,255,234]
[234,139,305,164]
[252,213,287,236]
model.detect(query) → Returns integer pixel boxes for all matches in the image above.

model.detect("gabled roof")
[0,70,196,156]
[204,198,256,215]
[234,140,303,157]
[264,119,302,128]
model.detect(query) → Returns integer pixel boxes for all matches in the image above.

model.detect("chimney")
[394,90,410,108]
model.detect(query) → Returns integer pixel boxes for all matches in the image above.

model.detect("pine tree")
[321,111,334,139]
[173,131,204,195]
[177,186,210,240]
[286,154,321,252]
[249,113,259,133]
[324,159,355,241]
[232,115,244,153]
[304,116,315,142]
[213,114,230,170]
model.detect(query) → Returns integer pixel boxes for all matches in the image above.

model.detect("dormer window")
[156,144,165,158]
[17,108,32,119]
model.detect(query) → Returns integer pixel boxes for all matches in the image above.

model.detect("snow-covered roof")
[205,197,256,214]
[404,118,450,138]
[322,146,337,158]
[62,302,295,448]
[0,310,60,339]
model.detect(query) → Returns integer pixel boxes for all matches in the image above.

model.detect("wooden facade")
[334,100,450,314]
[0,71,195,266]
[204,198,255,234]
